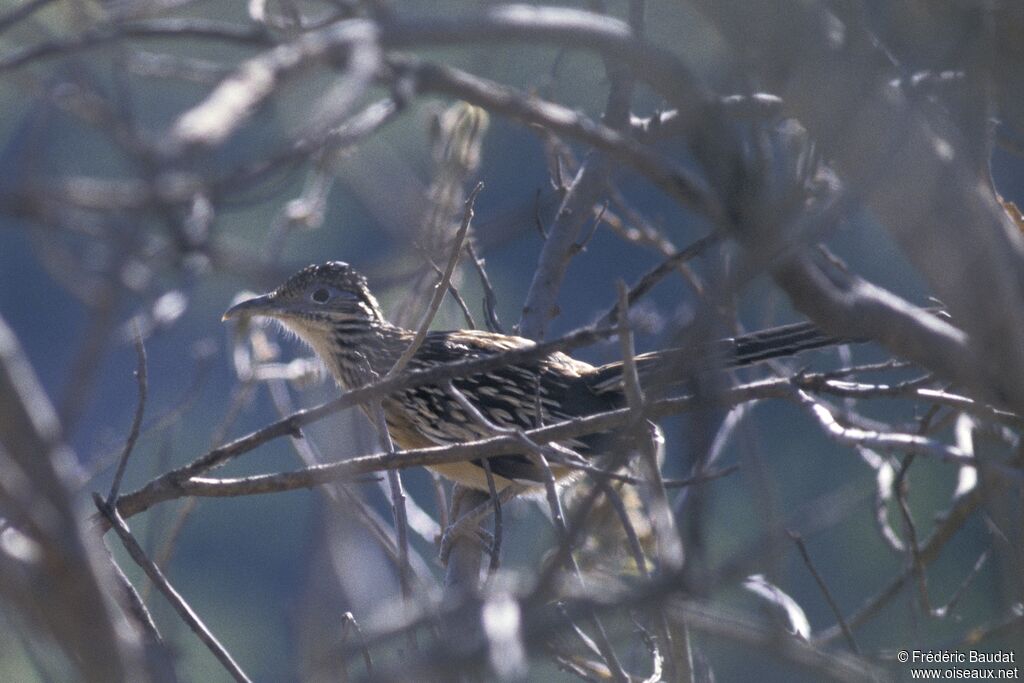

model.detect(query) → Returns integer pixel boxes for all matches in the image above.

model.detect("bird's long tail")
[587,320,855,395]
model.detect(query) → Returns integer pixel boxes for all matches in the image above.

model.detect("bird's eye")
[311,288,331,303]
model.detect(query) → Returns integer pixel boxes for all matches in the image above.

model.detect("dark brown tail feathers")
[587,320,854,396]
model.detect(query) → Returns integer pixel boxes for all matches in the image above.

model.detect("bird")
[223,261,847,492]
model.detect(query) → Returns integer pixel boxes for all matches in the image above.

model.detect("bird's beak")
[222,293,278,322]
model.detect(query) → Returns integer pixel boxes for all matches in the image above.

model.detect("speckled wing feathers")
[387,330,614,484]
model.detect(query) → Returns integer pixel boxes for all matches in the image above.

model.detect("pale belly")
[426,461,520,492]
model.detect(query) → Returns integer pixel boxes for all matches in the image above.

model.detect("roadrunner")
[224,261,845,490]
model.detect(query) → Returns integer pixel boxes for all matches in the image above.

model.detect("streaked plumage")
[224,261,845,490]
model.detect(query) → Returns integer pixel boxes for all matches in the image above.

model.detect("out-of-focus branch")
[0,0,55,35]
[0,315,147,681]
[696,0,1024,414]
[169,20,380,150]
[380,5,708,118]
[341,587,881,682]
[816,471,1009,644]
[398,57,716,216]
[518,1,636,340]
[631,94,784,141]
[772,251,992,403]
[443,488,488,593]
[0,18,275,72]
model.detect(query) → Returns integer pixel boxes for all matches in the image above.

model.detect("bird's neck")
[317,317,413,389]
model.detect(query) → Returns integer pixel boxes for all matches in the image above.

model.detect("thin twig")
[340,611,374,676]
[893,453,932,614]
[442,487,488,589]
[616,280,645,414]
[143,497,197,602]
[386,182,483,378]
[370,404,415,609]
[429,257,477,329]
[94,495,252,683]
[479,457,503,575]
[788,531,860,654]
[931,548,990,619]
[793,389,972,465]
[616,280,681,570]
[377,181,485,600]
[143,377,258,599]
[439,485,521,566]
[597,234,719,327]
[266,378,433,581]
[815,477,1005,644]
[107,323,148,505]
[431,471,449,541]
[571,201,607,254]
[466,241,504,333]
[663,464,740,488]
[520,149,610,340]
[105,550,164,647]
[441,380,625,678]
[593,477,649,578]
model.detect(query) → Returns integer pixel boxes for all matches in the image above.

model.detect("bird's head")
[222,261,386,334]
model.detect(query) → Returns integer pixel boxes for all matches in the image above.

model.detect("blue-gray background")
[1,1,1022,680]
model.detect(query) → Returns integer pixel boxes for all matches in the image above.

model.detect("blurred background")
[1,1,1023,681]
